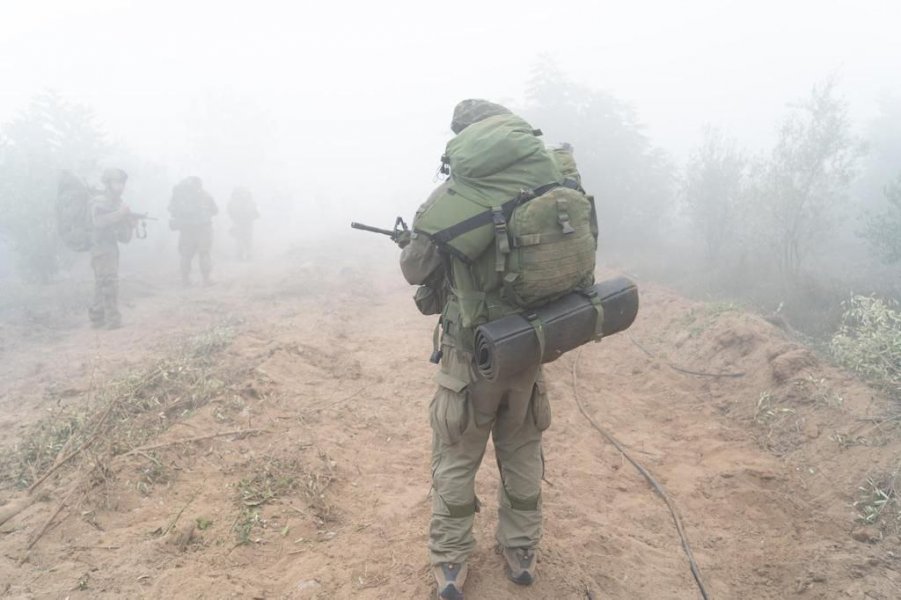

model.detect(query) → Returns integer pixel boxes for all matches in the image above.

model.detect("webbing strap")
[430,321,443,364]
[584,289,605,340]
[513,225,591,248]
[428,179,581,246]
[525,312,546,361]
[491,207,510,272]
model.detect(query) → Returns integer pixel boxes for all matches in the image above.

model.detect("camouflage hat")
[100,167,128,184]
[450,99,512,134]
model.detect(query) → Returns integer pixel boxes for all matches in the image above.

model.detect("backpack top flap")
[415,114,564,262]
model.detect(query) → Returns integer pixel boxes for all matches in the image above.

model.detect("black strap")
[428,179,580,246]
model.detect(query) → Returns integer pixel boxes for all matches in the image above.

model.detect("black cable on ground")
[571,348,712,600]
[628,333,745,379]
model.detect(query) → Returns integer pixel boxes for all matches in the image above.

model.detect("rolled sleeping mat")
[474,276,639,382]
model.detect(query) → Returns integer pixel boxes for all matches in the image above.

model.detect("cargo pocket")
[530,376,551,432]
[430,371,470,446]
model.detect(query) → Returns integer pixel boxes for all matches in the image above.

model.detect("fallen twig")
[25,486,80,553]
[123,429,268,456]
[27,395,120,495]
[0,496,37,527]
[164,491,199,535]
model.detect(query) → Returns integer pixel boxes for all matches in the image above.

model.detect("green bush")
[830,295,901,398]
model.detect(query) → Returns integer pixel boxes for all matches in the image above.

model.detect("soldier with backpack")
[88,168,134,329]
[400,100,598,599]
[168,176,218,286]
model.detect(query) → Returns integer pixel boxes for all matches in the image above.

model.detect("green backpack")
[415,114,597,329]
[56,171,94,252]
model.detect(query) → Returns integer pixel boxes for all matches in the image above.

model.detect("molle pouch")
[414,285,441,316]
[430,371,471,446]
[530,375,551,432]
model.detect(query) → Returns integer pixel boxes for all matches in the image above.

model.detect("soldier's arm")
[92,203,130,229]
[400,181,449,285]
[400,233,442,285]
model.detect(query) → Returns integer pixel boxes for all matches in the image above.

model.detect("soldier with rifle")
[88,168,141,329]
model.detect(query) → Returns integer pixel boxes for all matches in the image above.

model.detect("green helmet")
[101,167,128,184]
[450,99,512,134]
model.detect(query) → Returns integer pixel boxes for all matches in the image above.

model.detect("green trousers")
[428,345,551,565]
[89,245,120,325]
[178,225,213,281]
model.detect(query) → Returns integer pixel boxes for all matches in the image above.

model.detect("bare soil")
[1,242,899,599]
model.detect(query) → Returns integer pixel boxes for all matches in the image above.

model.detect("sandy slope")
[0,243,899,599]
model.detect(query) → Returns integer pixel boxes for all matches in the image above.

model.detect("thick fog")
[3,1,898,209]
[2,0,900,337]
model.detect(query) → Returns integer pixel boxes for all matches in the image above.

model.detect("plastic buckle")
[492,209,507,232]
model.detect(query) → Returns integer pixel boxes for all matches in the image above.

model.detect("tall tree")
[683,127,747,262]
[862,173,901,264]
[752,80,862,278]
[524,58,673,246]
[0,91,108,281]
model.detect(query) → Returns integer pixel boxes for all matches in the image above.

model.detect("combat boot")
[500,546,537,586]
[433,562,467,600]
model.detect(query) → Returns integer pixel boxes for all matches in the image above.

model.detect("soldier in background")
[227,186,259,260]
[89,168,133,329]
[168,176,218,286]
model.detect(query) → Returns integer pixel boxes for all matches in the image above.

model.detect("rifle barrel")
[351,222,394,237]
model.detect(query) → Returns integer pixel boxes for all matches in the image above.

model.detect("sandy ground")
[0,240,899,599]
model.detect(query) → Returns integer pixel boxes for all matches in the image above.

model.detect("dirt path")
[1,244,899,599]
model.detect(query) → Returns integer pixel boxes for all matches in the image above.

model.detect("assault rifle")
[350,217,410,245]
[128,212,157,239]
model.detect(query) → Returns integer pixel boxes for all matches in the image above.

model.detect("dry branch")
[123,429,267,456]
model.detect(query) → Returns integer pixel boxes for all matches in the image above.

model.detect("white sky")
[1,0,899,219]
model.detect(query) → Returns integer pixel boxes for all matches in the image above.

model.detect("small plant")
[237,458,298,508]
[755,391,795,424]
[795,375,843,408]
[854,468,900,533]
[232,457,301,544]
[234,508,262,545]
[136,452,168,496]
[830,295,901,399]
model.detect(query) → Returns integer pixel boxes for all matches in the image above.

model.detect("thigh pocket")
[530,377,552,432]
[430,372,470,446]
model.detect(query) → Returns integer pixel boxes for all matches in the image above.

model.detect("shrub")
[830,294,901,398]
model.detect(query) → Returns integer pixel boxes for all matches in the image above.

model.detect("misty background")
[1,0,900,351]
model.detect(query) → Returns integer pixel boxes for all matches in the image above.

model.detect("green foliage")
[0,91,108,282]
[830,294,901,397]
[683,127,747,262]
[854,470,900,534]
[524,57,674,243]
[861,173,901,264]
